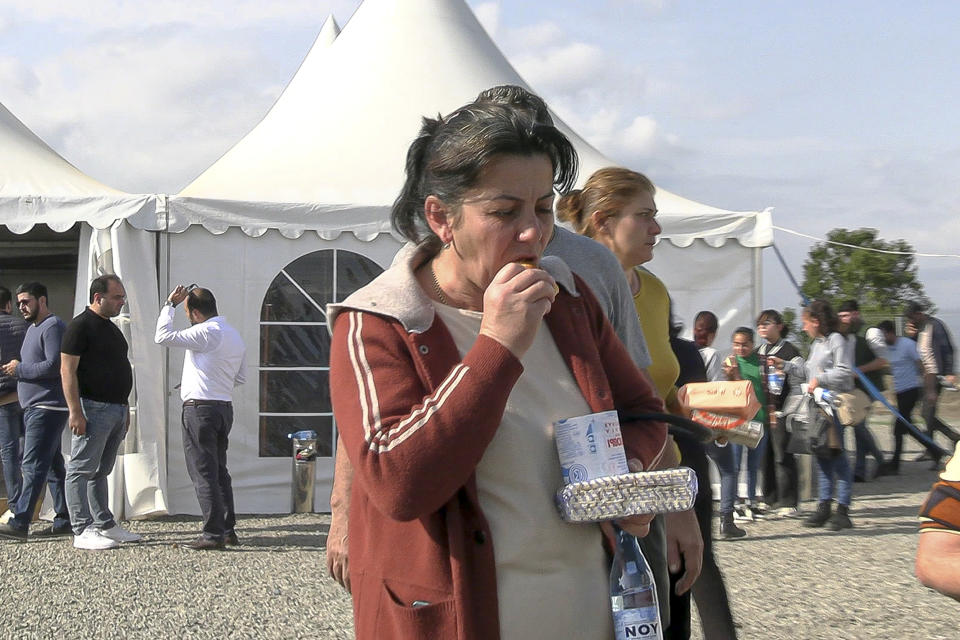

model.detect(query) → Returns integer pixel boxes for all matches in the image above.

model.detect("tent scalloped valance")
[0,195,159,234]
[162,197,773,247]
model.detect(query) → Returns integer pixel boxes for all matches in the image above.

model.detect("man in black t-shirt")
[60,275,141,551]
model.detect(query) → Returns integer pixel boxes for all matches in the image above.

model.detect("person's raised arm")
[154,305,216,352]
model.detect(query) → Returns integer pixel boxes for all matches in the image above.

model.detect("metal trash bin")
[289,430,318,513]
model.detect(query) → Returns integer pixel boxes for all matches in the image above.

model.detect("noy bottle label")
[615,610,660,639]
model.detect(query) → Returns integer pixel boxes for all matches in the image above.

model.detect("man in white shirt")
[879,320,942,471]
[156,285,246,550]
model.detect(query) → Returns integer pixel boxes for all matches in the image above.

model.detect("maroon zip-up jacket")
[328,244,668,640]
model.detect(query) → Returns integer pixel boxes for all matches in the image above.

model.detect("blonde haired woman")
[557,167,738,639]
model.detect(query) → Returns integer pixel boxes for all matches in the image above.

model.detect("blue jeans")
[0,402,24,507]
[733,431,768,504]
[816,453,853,506]
[853,418,884,477]
[66,399,127,535]
[10,407,69,531]
[706,441,738,515]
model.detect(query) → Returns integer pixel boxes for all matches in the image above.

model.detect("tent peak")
[318,14,341,46]
[1,100,124,198]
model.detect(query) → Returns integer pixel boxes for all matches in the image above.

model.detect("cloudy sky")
[2,0,959,334]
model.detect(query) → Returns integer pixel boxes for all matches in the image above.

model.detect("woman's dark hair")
[732,326,754,342]
[391,100,578,247]
[805,299,839,336]
[695,310,719,334]
[475,85,553,125]
[877,319,896,334]
[756,308,789,338]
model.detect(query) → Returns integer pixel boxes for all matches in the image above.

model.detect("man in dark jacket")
[905,301,959,459]
[0,285,28,516]
[837,300,890,481]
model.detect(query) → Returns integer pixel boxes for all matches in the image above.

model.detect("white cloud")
[0,56,40,93]
[472,2,500,38]
[487,14,693,168]
[507,21,564,50]
[512,41,606,93]
[627,0,669,13]
[3,0,354,30]
[621,116,659,156]
[3,30,284,193]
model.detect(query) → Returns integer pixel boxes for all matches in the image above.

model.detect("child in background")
[723,327,769,521]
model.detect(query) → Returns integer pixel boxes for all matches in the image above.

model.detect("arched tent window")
[259,249,383,457]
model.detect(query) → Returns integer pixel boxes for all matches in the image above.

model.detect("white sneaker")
[775,506,800,518]
[74,528,120,550]
[0,510,12,524]
[99,524,142,543]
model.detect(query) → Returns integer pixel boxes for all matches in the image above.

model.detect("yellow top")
[633,267,681,410]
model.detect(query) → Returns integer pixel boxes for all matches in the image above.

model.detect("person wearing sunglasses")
[0,282,71,541]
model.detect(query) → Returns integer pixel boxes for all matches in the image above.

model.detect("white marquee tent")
[0,101,167,520]
[164,0,773,514]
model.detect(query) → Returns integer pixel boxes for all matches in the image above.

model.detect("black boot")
[877,460,899,476]
[826,504,853,531]
[803,501,832,528]
[719,512,746,539]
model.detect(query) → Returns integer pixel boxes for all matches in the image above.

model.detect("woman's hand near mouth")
[479,262,558,358]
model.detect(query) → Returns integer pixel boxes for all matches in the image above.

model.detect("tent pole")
[158,196,172,502]
[752,247,763,319]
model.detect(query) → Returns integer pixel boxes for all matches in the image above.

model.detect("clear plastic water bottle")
[611,525,662,640]
[767,362,784,396]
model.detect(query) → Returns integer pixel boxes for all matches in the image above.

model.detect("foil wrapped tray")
[556,467,698,523]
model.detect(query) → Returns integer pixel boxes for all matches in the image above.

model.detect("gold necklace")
[429,261,449,305]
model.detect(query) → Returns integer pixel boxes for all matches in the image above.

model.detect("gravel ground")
[2,401,957,639]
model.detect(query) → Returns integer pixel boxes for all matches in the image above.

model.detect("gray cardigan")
[784,332,854,392]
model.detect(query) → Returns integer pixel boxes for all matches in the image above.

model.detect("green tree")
[781,306,812,355]
[800,228,933,314]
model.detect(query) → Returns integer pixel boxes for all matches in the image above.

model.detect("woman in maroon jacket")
[328,100,680,640]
